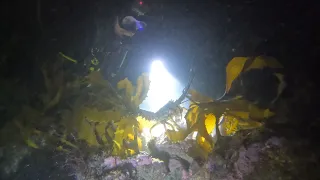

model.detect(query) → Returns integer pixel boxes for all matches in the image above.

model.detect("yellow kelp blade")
[188,89,214,103]
[82,108,121,123]
[166,128,189,142]
[124,134,143,151]
[193,113,217,155]
[112,116,140,156]
[115,116,138,130]
[126,149,135,156]
[137,137,143,150]
[60,138,78,149]
[228,111,250,120]
[184,105,216,153]
[77,120,104,146]
[204,114,216,134]
[237,119,263,130]
[219,115,239,136]
[137,116,156,133]
[25,138,40,149]
[87,71,109,87]
[132,73,150,107]
[245,56,283,71]
[225,56,283,94]
[117,73,150,107]
[196,134,213,154]
[117,78,134,100]
[225,57,248,93]
[187,141,210,160]
[113,129,128,156]
[127,133,135,140]
[219,114,263,136]
[185,104,200,129]
[197,112,215,146]
[70,107,121,146]
[14,120,41,149]
[248,105,275,120]
[58,52,78,63]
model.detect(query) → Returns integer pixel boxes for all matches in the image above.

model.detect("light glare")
[150,124,166,137]
[140,60,181,112]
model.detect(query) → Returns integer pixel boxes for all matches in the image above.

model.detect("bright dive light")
[150,60,165,74]
[140,60,181,112]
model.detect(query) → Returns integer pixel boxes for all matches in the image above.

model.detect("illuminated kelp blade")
[165,87,275,159]
[117,73,150,109]
[7,67,152,158]
[61,107,122,146]
[225,56,284,94]
[2,55,283,167]
[61,72,151,157]
[163,55,283,159]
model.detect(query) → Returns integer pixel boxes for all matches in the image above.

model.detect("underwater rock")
[205,136,305,180]
[0,144,30,179]
[102,154,153,169]
[0,144,71,180]
[233,144,262,179]
[66,151,154,180]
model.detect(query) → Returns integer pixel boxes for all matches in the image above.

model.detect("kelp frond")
[1,55,284,164]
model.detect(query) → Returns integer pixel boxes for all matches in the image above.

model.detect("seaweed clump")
[0,55,287,179]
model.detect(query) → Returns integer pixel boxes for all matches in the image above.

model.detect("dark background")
[1,0,319,130]
[2,0,319,101]
[1,0,319,97]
